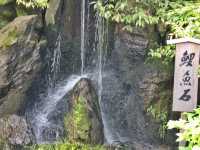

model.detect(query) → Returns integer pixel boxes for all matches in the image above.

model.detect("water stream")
[50,33,62,85]
[81,0,86,74]
[95,12,114,144]
[30,75,87,143]
[28,0,111,144]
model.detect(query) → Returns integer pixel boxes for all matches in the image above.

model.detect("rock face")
[45,0,81,78]
[65,78,104,144]
[0,15,44,117]
[100,28,176,149]
[0,115,33,147]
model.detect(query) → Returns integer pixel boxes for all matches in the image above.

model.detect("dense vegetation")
[95,0,200,67]
[95,0,200,38]
[168,108,200,150]
[16,0,48,8]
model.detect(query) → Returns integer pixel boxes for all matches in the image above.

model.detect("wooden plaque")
[173,42,200,112]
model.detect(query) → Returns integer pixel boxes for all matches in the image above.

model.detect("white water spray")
[32,75,87,143]
[50,33,62,86]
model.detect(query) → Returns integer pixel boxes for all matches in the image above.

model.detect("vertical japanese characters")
[179,50,195,102]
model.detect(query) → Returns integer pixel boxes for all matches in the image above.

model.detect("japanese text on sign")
[172,42,199,112]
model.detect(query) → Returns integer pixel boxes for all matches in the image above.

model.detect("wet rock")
[45,0,81,77]
[41,125,64,142]
[101,26,176,148]
[65,78,104,144]
[0,15,44,117]
[0,115,33,147]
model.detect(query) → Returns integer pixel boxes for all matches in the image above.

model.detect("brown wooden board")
[173,42,200,112]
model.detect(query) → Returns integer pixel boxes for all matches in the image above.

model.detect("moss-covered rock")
[65,78,104,144]
[0,15,44,117]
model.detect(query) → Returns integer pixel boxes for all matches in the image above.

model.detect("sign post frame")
[167,37,200,147]
[167,37,200,112]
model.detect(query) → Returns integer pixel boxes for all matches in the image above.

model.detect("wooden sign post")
[167,38,200,112]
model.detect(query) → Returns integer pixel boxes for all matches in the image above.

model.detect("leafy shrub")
[24,142,106,150]
[147,45,175,70]
[94,0,200,37]
[167,108,200,150]
[93,0,200,66]
[16,0,48,9]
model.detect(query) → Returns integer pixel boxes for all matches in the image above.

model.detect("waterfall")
[81,0,86,74]
[27,0,113,144]
[27,0,90,143]
[31,75,87,143]
[49,33,62,87]
[95,12,114,144]
[28,34,88,142]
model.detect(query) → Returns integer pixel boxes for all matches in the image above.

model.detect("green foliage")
[64,97,91,143]
[16,0,48,9]
[24,142,106,150]
[94,0,160,32]
[147,45,175,70]
[167,107,200,150]
[164,2,200,38]
[94,0,200,65]
[94,0,200,37]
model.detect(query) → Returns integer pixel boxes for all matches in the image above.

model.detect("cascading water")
[30,75,87,143]
[28,0,112,144]
[28,0,89,143]
[81,0,86,74]
[25,0,164,147]
[49,33,62,87]
[94,12,115,144]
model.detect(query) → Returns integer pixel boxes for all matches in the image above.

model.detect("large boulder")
[65,78,104,144]
[0,115,33,149]
[0,15,44,117]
